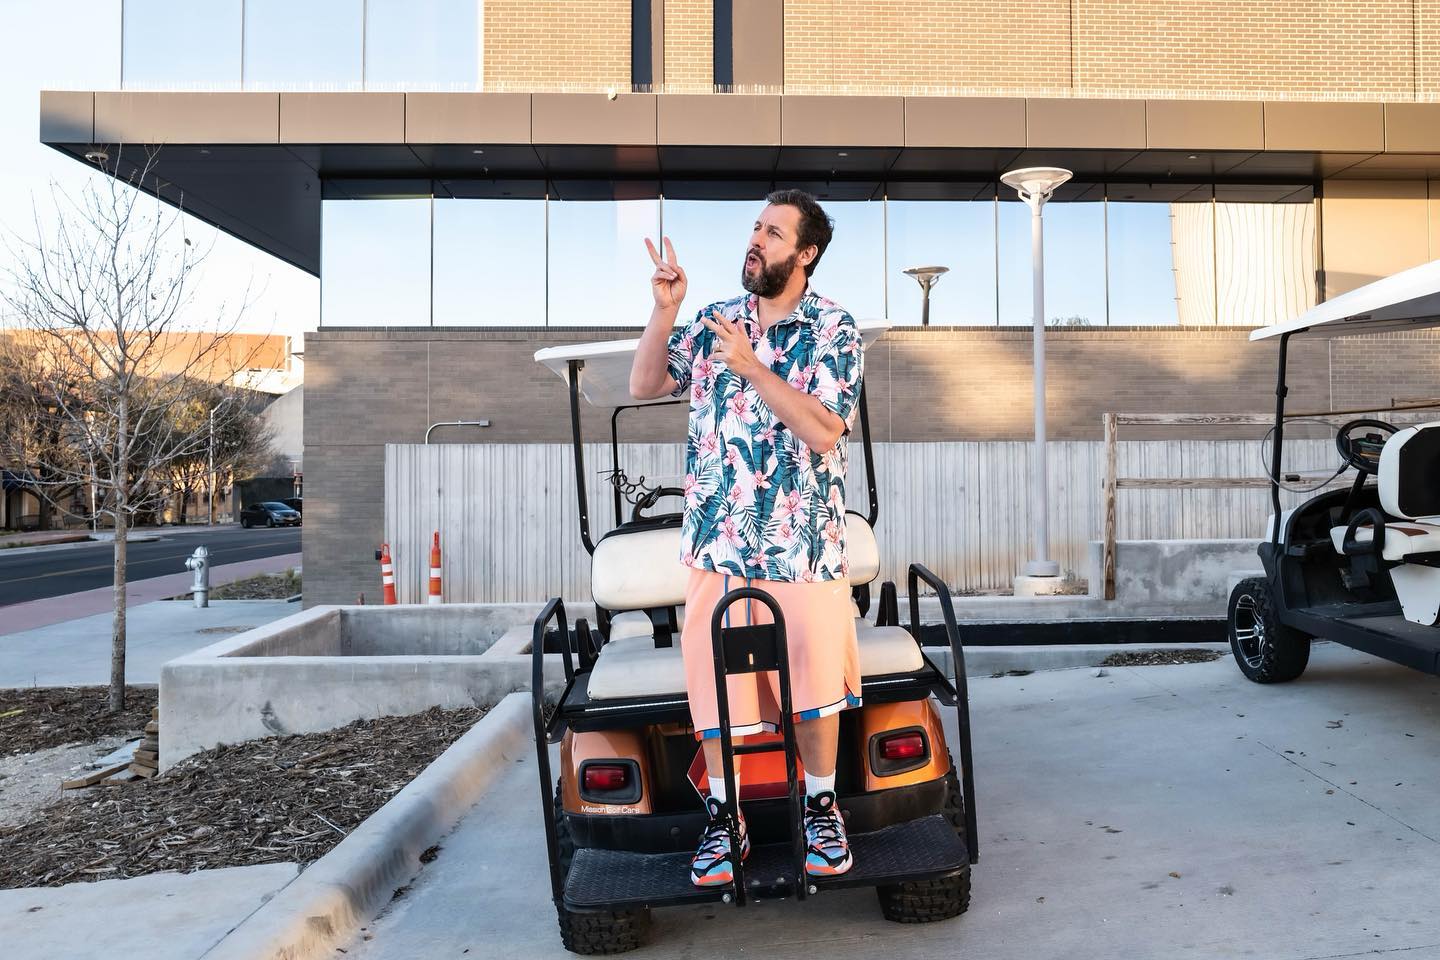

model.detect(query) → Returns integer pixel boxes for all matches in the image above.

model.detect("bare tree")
[2,149,263,713]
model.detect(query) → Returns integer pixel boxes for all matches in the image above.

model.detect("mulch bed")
[171,570,301,601]
[0,687,158,757]
[1100,648,1225,667]
[0,705,488,889]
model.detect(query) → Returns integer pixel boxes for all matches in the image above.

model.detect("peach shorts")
[680,567,862,741]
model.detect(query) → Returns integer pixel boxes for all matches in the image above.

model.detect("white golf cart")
[1228,259,1440,682]
[528,320,978,954]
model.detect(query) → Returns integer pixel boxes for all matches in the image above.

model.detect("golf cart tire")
[554,781,653,954]
[1228,577,1310,684]
[876,766,972,923]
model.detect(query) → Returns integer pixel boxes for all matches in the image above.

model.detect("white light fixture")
[1000,166,1072,592]
[902,265,949,327]
[84,148,109,164]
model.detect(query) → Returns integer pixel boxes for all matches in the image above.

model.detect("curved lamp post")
[902,265,949,327]
[1000,166,1072,590]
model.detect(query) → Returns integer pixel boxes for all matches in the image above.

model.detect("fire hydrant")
[185,545,210,608]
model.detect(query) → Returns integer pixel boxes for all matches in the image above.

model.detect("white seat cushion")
[855,625,926,675]
[1331,519,1440,562]
[606,610,656,642]
[586,636,687,700]
[591,526,688,611]
[585,625,926,701]
[846,513,880,586]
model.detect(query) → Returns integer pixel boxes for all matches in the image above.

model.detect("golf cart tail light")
[879,732,926,760]
[583,764,629,791]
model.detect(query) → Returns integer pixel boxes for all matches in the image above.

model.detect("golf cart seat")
[1329,422,1440,624]
[585,515,925,701]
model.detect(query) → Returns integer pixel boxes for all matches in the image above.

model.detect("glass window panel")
[810,200,885,321]
[432,198,545,325]
[364,0,479,90]
[122,0,241,89]
[321,198,431,327]
[998,196,1106,327]
[1214,191,1317,327]
[1108,199,1216,326]
[886,199,996,326]
[548,199,660,327]
[243,0,363,90]
[659,199,758,316]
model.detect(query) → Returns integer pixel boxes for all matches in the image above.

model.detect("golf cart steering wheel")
[631,486,686,524]
[1335,419,1399,474]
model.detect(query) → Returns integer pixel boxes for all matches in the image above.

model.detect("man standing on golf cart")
[630,190,865,887]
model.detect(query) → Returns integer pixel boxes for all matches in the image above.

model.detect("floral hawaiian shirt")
[665,288,864,583]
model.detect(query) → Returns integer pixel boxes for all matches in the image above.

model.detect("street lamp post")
[1000,166,1072,594]
[208,395,235,527]
[902,265,949,327]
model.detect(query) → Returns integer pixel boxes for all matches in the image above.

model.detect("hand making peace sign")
[644,236,688,311]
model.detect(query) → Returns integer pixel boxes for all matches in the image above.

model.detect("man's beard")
[741,249,799,298]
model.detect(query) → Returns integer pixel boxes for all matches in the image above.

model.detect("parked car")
[281,497,303,514]
[240,501,302,528]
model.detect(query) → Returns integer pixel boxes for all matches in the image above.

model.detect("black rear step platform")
[1288,603,1440,674]
[564,813,969,911]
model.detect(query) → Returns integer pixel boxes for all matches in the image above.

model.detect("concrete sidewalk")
[0,599,295,686]
[346,643,1440,960]
[0,552,301,635]
[2,863,298,960]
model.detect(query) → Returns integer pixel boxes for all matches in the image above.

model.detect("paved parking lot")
[346,643,1440,960]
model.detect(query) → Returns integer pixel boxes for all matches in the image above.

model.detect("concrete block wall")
[302,324,1440,606]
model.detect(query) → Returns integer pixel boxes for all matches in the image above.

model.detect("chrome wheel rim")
[1232,592,1266,669]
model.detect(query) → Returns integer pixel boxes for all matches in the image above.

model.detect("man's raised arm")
[630,236,688,401]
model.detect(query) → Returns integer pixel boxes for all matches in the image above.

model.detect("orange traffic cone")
[379,542,397,605]
[427,532,443,604]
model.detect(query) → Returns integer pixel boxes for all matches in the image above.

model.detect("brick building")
[39,0,1440,601]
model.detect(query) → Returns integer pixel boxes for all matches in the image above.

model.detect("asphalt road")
[0,527,301,607]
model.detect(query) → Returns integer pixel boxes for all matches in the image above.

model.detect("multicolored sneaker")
[690,796,750,887]
[803,791,853,877]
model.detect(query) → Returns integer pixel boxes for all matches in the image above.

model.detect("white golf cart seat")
[585,514,925,701]
[1329,422,1440,625]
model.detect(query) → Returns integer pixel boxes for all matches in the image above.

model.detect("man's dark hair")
[765,189,834,277]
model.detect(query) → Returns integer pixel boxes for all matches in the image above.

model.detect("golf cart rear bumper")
[565,772,950,854]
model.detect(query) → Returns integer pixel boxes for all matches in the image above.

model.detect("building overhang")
[40,91,1440,277]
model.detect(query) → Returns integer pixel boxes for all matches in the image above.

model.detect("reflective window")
[998,194,1106,327]
[321,197,432,327]
[810,200,885,321]
[660,199,763,315]
[1108,194,1215,326]
[432,197,546,325]
[886,198,997,325]
[243,0,363,90]
[364,0,480,90]
[122,0,242,89]
[547,199,661,327]
[1214,187,1317,327]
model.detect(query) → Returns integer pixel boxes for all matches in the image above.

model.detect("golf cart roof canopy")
[535,318,892,408]
[1251,258,1440,341]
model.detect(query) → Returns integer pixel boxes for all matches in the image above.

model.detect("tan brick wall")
[483,0,631,92]
[1075,0,1416,101]
[782,0,1072,95]
[664,0,714,92]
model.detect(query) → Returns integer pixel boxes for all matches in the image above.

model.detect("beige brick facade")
[482,0,631,92]
[664,0,715,92]
[479,0,1440,101]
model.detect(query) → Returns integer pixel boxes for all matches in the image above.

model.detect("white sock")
[805,771,836,799]
[708,774,741,806]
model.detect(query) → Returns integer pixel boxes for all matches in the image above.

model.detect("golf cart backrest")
[1380,422,1440,520]
[590,513,882,613]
